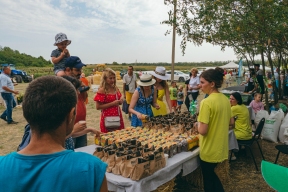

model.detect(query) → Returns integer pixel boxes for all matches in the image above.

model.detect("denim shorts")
[177,101,183,105]
[54,69,64,75]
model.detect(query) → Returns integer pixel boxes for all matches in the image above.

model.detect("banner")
[238,58,243,77]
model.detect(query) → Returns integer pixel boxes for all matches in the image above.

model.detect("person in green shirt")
[169,81,178,113]
[230,92,252,140]
[197,67,234,192]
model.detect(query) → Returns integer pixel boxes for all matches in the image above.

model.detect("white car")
[166,70,190,82]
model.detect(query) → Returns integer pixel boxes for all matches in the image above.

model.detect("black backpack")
[17,124,31,151]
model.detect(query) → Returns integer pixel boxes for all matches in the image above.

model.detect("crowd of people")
[0,32,279,191]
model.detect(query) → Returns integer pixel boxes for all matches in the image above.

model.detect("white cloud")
[0,0,237,63]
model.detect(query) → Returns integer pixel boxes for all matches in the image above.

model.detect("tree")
[163,0,288,107]
[0,46,51,67]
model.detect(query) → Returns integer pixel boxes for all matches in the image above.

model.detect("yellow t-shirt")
[198,93,231,163]
[231,104,252,140]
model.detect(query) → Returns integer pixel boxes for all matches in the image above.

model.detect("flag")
[238,58,243,77]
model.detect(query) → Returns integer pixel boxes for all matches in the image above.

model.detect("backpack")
[17,124,31,151]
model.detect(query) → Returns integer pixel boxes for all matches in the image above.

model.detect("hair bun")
[214,67,225,76]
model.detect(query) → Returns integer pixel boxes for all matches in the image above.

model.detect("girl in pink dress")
[94,68,124,133]
[249,93,264,114]
[249,93,264,125]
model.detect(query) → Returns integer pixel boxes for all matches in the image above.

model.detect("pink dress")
[94,91,124,133]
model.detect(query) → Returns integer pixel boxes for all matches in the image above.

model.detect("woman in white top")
[184,68,200,111]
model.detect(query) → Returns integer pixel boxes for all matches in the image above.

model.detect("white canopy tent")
[219,62,239,69]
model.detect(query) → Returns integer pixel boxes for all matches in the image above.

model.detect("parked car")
[166,70,190,82]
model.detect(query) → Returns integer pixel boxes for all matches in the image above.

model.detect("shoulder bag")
[104,90,121,131]
[125,74,133,91]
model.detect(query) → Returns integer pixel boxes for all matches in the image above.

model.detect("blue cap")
[65,56,86,69]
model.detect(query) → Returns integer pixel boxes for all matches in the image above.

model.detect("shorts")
[177,101,183,105]
[171,100,177,107]
[125,92,133,104]
[54,69,64,75]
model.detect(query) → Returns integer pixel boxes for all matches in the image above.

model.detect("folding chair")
[229,118,265,171]
[274,145,288,164]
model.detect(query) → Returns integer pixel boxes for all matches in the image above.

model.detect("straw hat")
[137,74,156,86]
[150,66,169,80]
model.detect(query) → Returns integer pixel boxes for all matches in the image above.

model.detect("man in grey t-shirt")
[123,66,137,120]
[0,66,19,124]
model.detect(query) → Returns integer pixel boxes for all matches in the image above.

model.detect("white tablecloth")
[75,131,238,192]
[229,130,239,151]
[75,145,200,192]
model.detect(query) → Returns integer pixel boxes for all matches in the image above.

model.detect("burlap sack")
[130,158,150,181]
[142,148,154,158]
[101,149,109,162]
[119,150,139,176]
[119,155,128,175]
[106,150,116,173]
[148,154,156,175]
[121,155,138,178]
[171,144,178,156]
[127,145,137,152]
[176,142,182,153]
[152,148,166,173]
[93,147,104,159]
[181,139,188,152]
[128,139,137,145]
[112,152,125,175]
[170,123,184,134]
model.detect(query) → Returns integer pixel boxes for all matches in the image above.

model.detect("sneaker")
[0,116,7,122]
[8,121,18,124]
[231,156,237,161]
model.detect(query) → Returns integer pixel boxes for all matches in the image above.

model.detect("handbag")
[125,75,133,91]
[104,90,121,131]
[122,100,129,114]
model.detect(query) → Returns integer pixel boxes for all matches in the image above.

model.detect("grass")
[0,77,286,192]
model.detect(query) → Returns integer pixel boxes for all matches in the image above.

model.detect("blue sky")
[0,0,237,64]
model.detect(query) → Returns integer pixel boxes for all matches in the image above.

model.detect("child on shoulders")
[51,33,71,76]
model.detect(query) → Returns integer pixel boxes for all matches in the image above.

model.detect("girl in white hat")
[150,66,172,116]
[129,74,159,127]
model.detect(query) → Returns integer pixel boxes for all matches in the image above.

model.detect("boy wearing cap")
[51,33,71,76]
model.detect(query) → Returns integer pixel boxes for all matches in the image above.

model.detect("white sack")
[278,113,288,143]
[255,110,269,127]
[262,110,283,143]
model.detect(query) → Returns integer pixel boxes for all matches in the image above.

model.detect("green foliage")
[0,46,52,67]
[163,0,288,103]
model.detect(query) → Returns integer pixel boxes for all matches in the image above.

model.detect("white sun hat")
[137,74,156,87]
[150,66,169,80]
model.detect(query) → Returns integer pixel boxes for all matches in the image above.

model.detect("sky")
[0,0,238,64]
